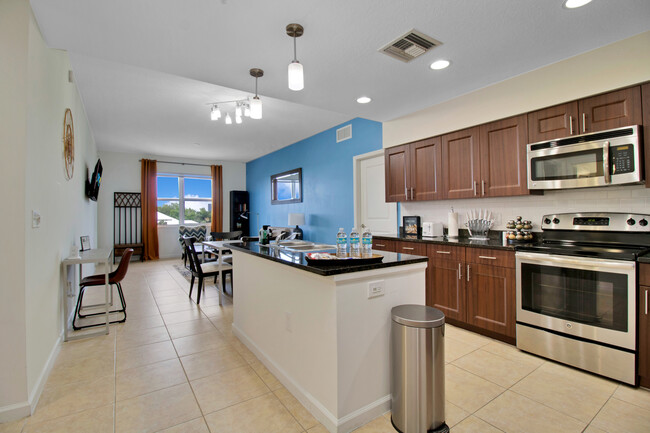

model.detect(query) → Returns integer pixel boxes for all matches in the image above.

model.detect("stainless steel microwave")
[527,125,642,190]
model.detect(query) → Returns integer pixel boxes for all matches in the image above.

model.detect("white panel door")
[354,151,397,234]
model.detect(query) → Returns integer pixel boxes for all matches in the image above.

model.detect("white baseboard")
[0,400,31,423]
[28,332,62,414]
[233,324,389,433]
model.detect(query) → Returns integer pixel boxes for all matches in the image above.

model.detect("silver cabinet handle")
[582,113,586,133]
[402,247,415,250]
[646,289,648,315]
[404,185,408,200]
[375,244,385,247]
[569,116,573,135]
[436,251,451,254]
[603,141,611,184]
[410,187,414,200]
[481,180,485,196]
[473,181,477,196]
[467,264,470,281]
[478,256,497,260]
[458,263,462,280]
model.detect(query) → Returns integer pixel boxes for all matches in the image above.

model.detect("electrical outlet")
[285,311,293,332]
[32,210,41,228]
[368,280,385,298]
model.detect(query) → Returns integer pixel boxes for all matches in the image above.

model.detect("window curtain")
[141,159,160,260]
[211,165,223,233]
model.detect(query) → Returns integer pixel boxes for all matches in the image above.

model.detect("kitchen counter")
[637,255,650,263]
[373,233,535,250]
[227,241,428,275]
[229,241,427,432]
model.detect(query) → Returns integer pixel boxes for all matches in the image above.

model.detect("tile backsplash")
[400,185,650,232]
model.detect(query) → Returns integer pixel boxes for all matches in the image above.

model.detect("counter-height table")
[226,241,428,433]
[61,248,113,341]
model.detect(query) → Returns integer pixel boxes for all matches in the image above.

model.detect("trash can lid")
[391,305,445,328]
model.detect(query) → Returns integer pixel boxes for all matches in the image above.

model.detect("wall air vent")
[337,124,352,143]
[379,29,442,63]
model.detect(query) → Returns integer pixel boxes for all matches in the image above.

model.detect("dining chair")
[183,237,232,304]
[210,230,243,241]
[73,248,132,330]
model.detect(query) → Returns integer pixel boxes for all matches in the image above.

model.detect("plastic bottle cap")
[339,228,344,231]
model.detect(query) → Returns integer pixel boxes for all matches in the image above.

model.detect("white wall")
[0,0,29,417]
[97,151,246,259]
[384,31,650,230]
[0,0,99,421]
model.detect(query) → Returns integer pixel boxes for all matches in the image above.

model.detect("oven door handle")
[515,252,635,272]
[603,141,611,184]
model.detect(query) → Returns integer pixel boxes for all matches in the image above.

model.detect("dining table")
[201,240,236,296]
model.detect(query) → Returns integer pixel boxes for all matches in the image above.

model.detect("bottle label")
[337,238,347,245]
[362,237,372,245]
[350,236,359,244]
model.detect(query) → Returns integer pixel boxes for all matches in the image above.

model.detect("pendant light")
[210,104,221,120]
[286,23,304,91]
[249,68,264,119]
[225,113,232,125]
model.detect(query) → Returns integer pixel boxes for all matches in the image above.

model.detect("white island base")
[231,250,427,433]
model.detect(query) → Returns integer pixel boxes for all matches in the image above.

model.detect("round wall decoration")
[63,108,74,180]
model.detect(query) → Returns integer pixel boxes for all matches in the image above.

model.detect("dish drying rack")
[465,209,493,240]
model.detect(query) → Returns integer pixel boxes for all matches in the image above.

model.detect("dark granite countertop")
[226,241,429,276]
[638,255,650,264]
[373,233,526,251]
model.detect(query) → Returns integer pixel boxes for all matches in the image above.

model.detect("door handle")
[402,247,415,250]
[473,181,477,196]
[436,251,451,254]
[478,256,497,260]
[410,188,414,200]
[404,185,408,200]
[603,141,611,184]
[467,264,470,281]
[481,180,485,196]
[646,289,648,315]
[582,113,586,133]
[569,116,573,135]
[375,243,385,247]
[458,263,462,280]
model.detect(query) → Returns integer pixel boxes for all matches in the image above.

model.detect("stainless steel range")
[516,212,650,385]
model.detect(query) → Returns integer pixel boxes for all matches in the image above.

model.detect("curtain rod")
[140,159,214,168]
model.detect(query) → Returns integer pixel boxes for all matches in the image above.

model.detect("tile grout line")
[580,385,619,432]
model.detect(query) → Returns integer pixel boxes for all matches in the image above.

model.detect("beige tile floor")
[2,258,650,433]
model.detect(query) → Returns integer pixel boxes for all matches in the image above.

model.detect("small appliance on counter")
[422,222,444,237]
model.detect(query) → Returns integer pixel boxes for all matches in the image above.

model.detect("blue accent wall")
[246,118,382,244]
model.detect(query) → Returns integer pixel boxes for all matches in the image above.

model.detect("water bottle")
[349,227,360,257]
[336,228,348,257]
[361,227,372,257]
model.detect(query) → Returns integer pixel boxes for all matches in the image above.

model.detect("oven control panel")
[541,212,650,232]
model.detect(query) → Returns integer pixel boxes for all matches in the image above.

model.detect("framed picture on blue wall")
[271,168,302,205]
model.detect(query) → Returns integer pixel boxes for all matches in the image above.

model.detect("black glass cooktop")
[516,242,650,261]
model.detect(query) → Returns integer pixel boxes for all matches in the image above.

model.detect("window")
[157,174,212,225]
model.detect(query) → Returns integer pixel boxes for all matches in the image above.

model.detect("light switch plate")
[368,280,385,298]
[32,210,41,228]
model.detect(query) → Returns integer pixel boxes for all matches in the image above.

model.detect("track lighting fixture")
[206,67,264,124]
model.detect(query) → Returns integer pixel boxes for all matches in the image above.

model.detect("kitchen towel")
[448,211,459,238]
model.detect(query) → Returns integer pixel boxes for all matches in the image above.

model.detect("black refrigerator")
[230,190,250,235]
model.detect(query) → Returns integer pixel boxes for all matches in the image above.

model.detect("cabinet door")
[640,284,650,387]
[641,83,650,188]
[410,137,444,201]
[479,114,529,197]
[579,86,642,133]
[441,127,481,199]
[527,101,579,143]
[428,257,466,322]
[466,264,515,337]
[385,144,410,202]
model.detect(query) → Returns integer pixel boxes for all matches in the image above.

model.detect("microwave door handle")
[603,141,611,184]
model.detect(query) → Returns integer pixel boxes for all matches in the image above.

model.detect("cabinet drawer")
[373,239,396,252]
[426,244,465,261]
[640,263,650,286]
[396,241,427,256]
[466,248,514,268]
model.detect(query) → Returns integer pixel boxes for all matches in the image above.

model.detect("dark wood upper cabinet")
[579,86,642,133]
[642,83,650,189]
[527,101,579,143]
[441,127,481,199]
[479,114,529,197]
[410,137,443,201]
[384,144,409,202]
[384,138,443,202]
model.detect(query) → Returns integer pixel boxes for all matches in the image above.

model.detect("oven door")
[516,252,636,350]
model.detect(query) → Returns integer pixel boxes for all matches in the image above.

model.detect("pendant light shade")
[235,114,242,124]
[210,105,221,121]
[288,61,304,91]
[286,23,304,91]
[225,113,232,125]
[250,96,262,120]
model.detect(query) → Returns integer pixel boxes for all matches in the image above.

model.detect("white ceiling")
[30,0,650,162]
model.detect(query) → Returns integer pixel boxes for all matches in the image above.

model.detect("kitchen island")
[227,242,428,433]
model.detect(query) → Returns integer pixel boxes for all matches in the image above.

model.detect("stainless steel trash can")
[391,305,448,433]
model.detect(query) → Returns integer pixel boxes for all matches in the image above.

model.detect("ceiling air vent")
[337,124,352,143]
[380,29,442,63]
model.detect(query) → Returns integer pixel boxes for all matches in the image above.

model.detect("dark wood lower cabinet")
[466,263,515,338]
[429,257,466,322]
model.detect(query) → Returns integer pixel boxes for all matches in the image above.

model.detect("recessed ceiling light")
[430,60,450,70]
[357,96,372,104]
[563,0,592,9]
